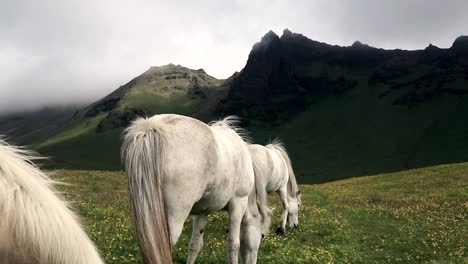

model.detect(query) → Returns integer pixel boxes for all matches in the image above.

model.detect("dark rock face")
[451,36,468,51]
[85,97,121,118]
[218,31,468,121]
[96,108,146,133]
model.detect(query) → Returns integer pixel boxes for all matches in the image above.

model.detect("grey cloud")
[1,0,467,113]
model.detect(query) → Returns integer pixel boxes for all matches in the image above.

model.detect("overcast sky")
[1,0,467,113]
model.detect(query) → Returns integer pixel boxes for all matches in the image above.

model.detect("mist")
[1,0,467,113]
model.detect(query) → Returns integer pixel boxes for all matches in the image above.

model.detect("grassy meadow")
[54,162,467,263]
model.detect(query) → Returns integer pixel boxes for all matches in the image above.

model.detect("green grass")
[54,162,467,263]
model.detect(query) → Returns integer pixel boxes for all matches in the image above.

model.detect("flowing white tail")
[121,123,172,264]
[0,139,103,264]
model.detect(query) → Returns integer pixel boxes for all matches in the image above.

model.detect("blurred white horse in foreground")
[0,139,103,264]
[249,140,301,235]
[122,114,271,264]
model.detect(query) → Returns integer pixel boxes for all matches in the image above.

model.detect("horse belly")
[190,171,239,215]
[191,191,232,214]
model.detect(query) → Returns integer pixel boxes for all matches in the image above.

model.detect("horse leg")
[186,214,207,264]
[240,223,261,264]
[227,197,248,264]
[276,186,289,235]
[166,201,192,245]
[240,247,258,264]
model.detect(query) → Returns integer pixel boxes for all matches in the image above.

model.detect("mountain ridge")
[2,29,468,183]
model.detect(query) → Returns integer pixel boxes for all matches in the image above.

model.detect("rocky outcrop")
[218,30,468,121]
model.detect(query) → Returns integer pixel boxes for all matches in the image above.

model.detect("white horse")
[0,139,103,264]
[122,114,270,264]
[248,140,301,235]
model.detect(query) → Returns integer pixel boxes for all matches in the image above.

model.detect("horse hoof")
[275,227,285,236]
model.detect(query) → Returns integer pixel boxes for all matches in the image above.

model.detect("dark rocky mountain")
[218,29,468,122]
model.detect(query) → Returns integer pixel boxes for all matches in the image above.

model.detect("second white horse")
[249,140,301,235]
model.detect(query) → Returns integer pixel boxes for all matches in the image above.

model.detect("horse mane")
[0,138,103,264]
[209,116,252,143]
[266,139,299,197]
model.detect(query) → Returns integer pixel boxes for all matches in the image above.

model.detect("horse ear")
[296,189,302,196]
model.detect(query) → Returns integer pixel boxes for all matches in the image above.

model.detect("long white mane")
[0,139,103,264]
[266,139,299,197]
[209,116,252,143]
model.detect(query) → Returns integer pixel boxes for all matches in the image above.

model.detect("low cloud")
[1,0,467,113]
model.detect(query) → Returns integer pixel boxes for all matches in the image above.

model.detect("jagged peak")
[147,63,180,71]
[139,64,218,81]
[451,35,468,50]
[261,30,280,43]
[282,28,293,37]
[425,43,440,50]
[195,68,206,74]
[351,41,374,49]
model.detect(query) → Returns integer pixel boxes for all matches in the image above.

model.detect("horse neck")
[270,148,297,199]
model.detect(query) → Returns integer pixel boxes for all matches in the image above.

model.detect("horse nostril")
[261,234,265,239]
[294,224,298,229]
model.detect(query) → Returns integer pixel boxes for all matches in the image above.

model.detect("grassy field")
[54,162,467,263]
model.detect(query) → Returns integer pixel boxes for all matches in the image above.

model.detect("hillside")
[56,162,468,263]
[4,30,468,183]
[219,30,468,182]
[0,106,80,145]
[35,64,227,169]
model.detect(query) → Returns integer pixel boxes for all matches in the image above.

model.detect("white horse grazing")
[122,114,270,264]
[0,139,103,264]
[249,140,301,235]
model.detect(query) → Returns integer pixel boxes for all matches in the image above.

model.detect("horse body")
[249,141,301,235]
[189,120,253,215]
[122,114,269,264]
[0,139,103,264]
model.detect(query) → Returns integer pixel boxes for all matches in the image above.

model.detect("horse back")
[250,144,288,192]
[146,114,253,214]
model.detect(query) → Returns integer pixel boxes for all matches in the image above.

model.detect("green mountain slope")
[0,106,80,145]
[36,64,228,169]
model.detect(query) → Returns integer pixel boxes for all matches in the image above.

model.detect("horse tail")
[121,118,172,264]
[0,139,103,264]
[251,152,272,234]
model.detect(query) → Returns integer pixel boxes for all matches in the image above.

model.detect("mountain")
[219,29,468,120]
[217,30,468,182]
[3,30,468,183]
[34,64,228,169]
